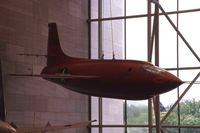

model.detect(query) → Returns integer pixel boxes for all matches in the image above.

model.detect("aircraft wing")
[9,73,99,79]
[16,120,96,133]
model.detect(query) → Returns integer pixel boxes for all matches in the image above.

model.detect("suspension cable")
[101,0,105,59]
[110,0,115,59]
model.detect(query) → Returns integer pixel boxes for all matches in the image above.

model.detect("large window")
[89,0,200,132]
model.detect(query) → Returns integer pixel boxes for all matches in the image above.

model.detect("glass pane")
[126,18,147,61]
[179,70,199,86]
[180,84,200,101]
[91,97,99,125]
[126,0,147,16]
[91,0,98,19]
[127,100,148,125]
[179,12,200,67]
[159,0,177,12]
[128,127,148,133]
[181,128,200,133]
[102,20,124,59]
[161,128,179,133]
[159,15,177,68]
[102,98,124,125]
[91,22,99,59]
[179,70,200,101]
[102,0,124,18]
[180,0,200,10]
[92,127,99,133]
[103,128,124,133]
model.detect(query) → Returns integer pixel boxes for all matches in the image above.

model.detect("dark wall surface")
[0,0,89,133]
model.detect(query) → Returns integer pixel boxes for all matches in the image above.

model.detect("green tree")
[127,104,148,133]
[127,99,200,133]
[127,104,148,124]
[162,99,200,133]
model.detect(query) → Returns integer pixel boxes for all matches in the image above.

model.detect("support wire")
[109,0,115,59]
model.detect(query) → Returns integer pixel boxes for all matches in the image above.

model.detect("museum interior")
[0,0,200,133]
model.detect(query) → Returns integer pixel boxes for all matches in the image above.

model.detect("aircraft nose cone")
[154,72,183,90]
[165,72,183,89]
[169,77,183,88]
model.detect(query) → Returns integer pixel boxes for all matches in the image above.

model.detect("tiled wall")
[0,0,89,133]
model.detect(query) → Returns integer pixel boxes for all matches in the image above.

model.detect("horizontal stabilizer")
[17,53,56,57]
[17,120,97,133]
[64,120,97,128]
[17,53,48,57]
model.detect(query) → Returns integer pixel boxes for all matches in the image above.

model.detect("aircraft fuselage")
[42,59,183,100]
[40,23,183,100]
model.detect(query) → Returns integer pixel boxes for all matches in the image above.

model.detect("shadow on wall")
[0,59,5,121]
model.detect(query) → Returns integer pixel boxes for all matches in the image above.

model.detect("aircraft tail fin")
[47,23,71,66]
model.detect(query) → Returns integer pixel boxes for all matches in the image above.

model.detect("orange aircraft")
[12,23,183,100]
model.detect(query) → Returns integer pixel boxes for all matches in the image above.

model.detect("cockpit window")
[142,65,165,73]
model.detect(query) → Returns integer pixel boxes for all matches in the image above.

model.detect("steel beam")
[89,8,200,22]
[165,66,200,71]
[147,0,153,133]
[154,0,161,132]
[91,124,200,128]
[98,0,103,59]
